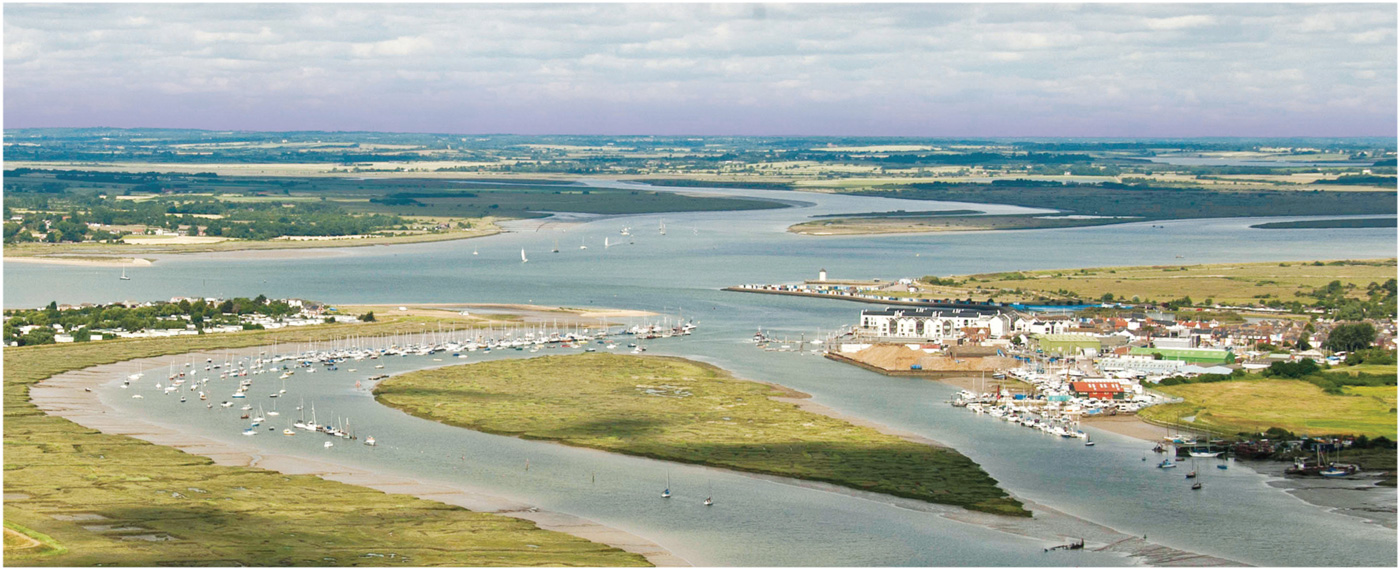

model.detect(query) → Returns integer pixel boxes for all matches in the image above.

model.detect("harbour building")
[857,307,1018,342]
[1127,347,1236,364]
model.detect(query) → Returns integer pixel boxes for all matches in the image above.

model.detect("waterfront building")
[857,307,1017,342]
[1070,381,1126,400]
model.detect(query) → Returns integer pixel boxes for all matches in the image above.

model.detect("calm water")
[9,183,1398,566]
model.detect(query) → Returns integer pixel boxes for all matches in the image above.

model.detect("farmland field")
[923,259,1397,306]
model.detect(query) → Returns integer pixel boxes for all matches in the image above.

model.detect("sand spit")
[6,256,154,267]
[33,349,1245,568]
[339,302,657,322]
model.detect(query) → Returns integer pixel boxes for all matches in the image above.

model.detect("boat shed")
[1129,347,1235,364]
[1035,333,1102,354]
[1070,381,1126,400]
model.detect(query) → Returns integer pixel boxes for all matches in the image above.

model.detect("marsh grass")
[4,318,648,567]
[375,353,1027,517]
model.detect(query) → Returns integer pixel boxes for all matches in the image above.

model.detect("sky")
[3,3,1397,137]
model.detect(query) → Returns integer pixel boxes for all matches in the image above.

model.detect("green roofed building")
[1129,347,1235,364]
[1036,334,1102,354]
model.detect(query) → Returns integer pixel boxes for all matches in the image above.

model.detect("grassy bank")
[1139,379,1397,438]
[4,224,501,259]
[3,317,648,567]
[916,258,1397,307]
[1251,218,1397,230]
[790,214,1127,235]
[374,353,1027,517]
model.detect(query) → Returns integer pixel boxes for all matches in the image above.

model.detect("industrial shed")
[1128,347,1235,364]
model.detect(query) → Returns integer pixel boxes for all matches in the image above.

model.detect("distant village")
[3,297,358,346]
[735,270,1396,400]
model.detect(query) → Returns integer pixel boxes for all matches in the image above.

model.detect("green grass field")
[1325,364,1400,377]
[922,258,1397,306]
[374,353,1027,517]
[1140,379,1397,438]
[3,317,648,567]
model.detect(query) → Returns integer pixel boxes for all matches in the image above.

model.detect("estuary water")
[7,182,1397,566]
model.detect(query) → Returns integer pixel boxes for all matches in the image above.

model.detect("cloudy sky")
[4,3,1396,137]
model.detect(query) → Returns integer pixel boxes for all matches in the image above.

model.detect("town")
[737,268,1396,459]
[3,297,358,346]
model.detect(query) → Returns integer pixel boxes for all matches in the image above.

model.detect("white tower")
[818,268,828,282]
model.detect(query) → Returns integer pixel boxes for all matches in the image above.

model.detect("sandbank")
[4,256,154,268]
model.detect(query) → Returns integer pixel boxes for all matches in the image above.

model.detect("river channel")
[8,182,1397,566]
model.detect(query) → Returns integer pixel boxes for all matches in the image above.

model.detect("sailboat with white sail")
[521,248,528,263]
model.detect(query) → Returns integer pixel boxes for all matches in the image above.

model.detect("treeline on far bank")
[3,296,305,346]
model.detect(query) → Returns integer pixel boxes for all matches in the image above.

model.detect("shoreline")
[33,348,1245,567]
[5,255,156,268]
[30,347,688,567]
[338,302,657,322]
[2,227,503,265]
[930,375,1396,530]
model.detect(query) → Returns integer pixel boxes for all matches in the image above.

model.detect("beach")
[337,302,657,323]
[5,256,155,268]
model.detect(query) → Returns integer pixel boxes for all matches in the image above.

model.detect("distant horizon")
[6,4,1396,137]
[5,126,1395,143]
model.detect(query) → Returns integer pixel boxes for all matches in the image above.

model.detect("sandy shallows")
[1081,414,1175,442]
[5,256,154,267]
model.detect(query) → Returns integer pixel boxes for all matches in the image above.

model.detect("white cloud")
[1143,15,1217,30]
[2,3,1394,136]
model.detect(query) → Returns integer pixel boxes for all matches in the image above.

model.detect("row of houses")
[854,307,1071,344]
